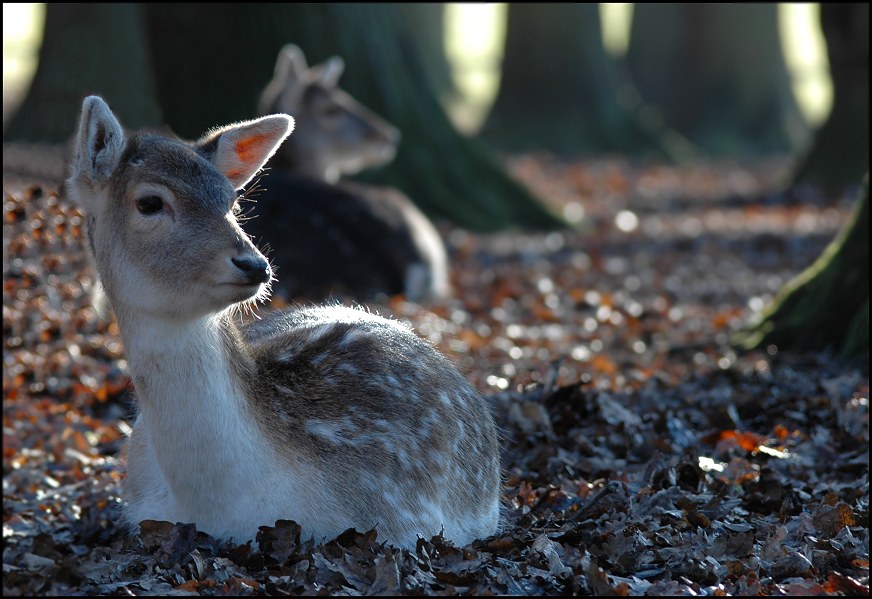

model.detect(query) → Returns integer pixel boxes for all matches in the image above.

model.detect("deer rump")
[244,172,428,300]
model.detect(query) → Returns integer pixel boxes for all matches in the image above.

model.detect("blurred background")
[2,2,868,232]
[0,4,834,136]
[2,3,868,394]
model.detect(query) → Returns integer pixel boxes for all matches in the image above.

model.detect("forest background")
[2,3,868,596]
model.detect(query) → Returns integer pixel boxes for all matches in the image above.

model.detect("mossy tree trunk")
[792,3,870,188]
[3,3,161,143]
[735,176,869,359]
[738,5,870,359]
[479,3,693,161]
[627,4,808,157]
[143,3,565,232]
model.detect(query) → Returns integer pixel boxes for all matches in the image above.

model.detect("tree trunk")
[734,175,869,359]
[143,3,281,139]
[479,4,692,161]
[738,5,871,359]
[394,4,456,103]
[627,4,808,157]
[3,3,161,143]
[791,3,870,188]
[144,3,565,231]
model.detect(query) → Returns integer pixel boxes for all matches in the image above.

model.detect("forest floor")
[2,151,869,596]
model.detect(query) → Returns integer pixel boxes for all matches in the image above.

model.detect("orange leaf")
[73,430,91,454]
[823,573,868,595]
[178,580,216,591]
[711,312,730,331]
[715,430,763,452]
[591,355,618,375]
[773,424,790,440]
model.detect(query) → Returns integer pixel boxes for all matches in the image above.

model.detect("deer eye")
[136,195,164,215]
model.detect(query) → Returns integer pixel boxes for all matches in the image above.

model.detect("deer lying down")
[249,44,449,301]
[64,96,501,549]
[244,172,447,302]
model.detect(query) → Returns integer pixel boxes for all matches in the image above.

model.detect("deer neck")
[118,310,267,503]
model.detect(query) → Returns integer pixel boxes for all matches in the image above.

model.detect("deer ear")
[275,44,308,88]
[258,44,308,116]
[200,115,294,189]
[314,56,344,87]
[74,96,125,183]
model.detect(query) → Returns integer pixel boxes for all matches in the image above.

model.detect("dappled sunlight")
[2,3,45,126]
[2,4,867,594]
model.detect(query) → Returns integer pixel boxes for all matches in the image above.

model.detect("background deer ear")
[313,56,345,88]
[74,96,125,183]
[200,115,294,189]
[275,44,308,89]
[258,45,308,116]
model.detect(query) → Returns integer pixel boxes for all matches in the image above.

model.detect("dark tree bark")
[735,175,869,359]
[394,4,456,103]
[792,3,870,188]
[479,4,693,161]
[737,6,870,359]
[142,3,565,231]
[3,3,161,143]
[142,3,281,139]
[627,4,808,157]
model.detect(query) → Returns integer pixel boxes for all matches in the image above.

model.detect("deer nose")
[231,255,271,285]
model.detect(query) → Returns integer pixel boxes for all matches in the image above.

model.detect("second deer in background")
[246,44,449,302]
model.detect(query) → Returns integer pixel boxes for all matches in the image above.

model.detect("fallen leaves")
[3,156,869,595]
